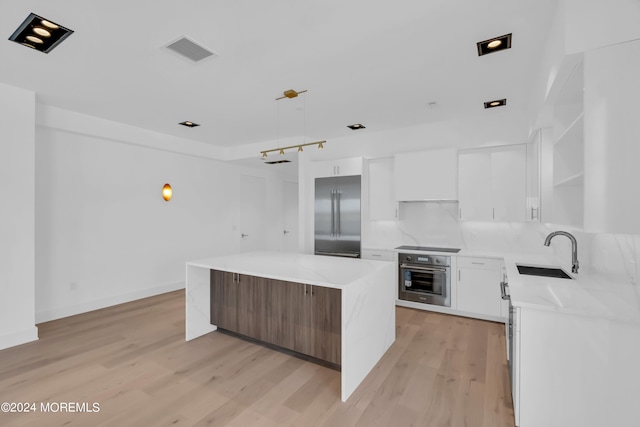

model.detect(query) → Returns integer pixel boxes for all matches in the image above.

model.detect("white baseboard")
[0,326,39,351]
[395,299,506,323]
[35,281,185,323]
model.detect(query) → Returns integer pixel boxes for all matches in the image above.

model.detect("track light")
[260,140,327,159]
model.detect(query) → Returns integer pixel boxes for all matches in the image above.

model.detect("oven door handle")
[400,264,447,273]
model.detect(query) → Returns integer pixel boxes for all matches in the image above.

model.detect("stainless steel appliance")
[398,252,451,306]
[314,175,361,258]
[501,274,518,417]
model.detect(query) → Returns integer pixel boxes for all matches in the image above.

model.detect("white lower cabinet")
[455,257,503,319]
[361,249,394,261]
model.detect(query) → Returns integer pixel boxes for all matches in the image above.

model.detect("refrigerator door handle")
[330,190,335,236]
[336,190,341,236]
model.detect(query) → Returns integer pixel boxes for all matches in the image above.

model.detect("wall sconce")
[162,183,173,201]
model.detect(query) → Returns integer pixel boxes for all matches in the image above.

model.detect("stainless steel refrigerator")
[314,175,361,258]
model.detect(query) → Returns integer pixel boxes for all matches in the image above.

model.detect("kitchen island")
[185,251,396,402]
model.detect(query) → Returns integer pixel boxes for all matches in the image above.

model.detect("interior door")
[240,175,266,252]
[282,180,299,252]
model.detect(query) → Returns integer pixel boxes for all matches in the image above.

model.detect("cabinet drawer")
[361,249,394,261]
[457,256,502,270]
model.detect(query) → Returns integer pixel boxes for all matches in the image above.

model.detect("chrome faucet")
[544,231,579,273]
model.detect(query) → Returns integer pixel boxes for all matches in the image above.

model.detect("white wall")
[0,83,38,350]
[564,0,640,54]
[35,105,287,323]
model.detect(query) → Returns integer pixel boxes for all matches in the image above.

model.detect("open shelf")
[555,112,584,147]
[554,172,584,187]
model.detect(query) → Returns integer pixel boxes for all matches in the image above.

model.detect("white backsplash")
[364,201,640,286]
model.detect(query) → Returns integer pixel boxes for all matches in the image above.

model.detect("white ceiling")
[0,0,559,150]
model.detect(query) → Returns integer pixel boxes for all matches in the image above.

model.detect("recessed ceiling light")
[41,20,59,30]
[347,124,366,130]
[8,13,73,54]
[477,33,512,56]
[179,121,200,127]
[484,98,507,109]
[33,27,51,37]
[26,35,43,44]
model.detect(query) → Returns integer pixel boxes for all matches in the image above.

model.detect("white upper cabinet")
[583,39,640,233]
[367,157,398,220]
[458,149,492,221]
[394,148,457,201]
[458,145,527,221]
[312,157,362,178]
[551,57,584,228]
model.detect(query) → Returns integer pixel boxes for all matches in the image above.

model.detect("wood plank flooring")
[0,290,514,427]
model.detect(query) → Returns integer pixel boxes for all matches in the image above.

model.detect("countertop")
[369,245,640,322]
[504,253,640,323]
[187,251,393,290]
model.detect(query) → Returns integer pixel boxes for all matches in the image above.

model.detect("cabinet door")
[312,157,362,178]
[526,135,541,222]
[456,258,502,318]
[491,145,527,221]
[335,157,363,176]
[289,282,313,356]
[263,278,296,350]
[309,285,342,365]
[394,148,458,201]
[458,150,492,220]
[458,145,527,222]
[210,270,238,332]
[236,274,264,340]
[368,157,398,220]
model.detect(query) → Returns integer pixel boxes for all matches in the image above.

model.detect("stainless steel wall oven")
[398,252,451,307]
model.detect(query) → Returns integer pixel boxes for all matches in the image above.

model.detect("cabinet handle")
[458,270,461,281]
[471,262,485,265]
[395,208,398,219]
[337,165,340,175]
[500,281,510,300]
[311,285,315,296]
[493,208,495,220]
[459,208,462,219]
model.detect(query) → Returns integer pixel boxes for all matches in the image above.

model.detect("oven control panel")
[400,253,450,267]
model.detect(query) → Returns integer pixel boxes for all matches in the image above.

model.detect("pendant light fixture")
[260,89,327,159]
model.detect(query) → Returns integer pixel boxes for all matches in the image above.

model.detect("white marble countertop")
[504,253,640,323]
[187,251,393,290]
[370,244,640,322]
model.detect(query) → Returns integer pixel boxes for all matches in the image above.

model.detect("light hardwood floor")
[0,290,514,427]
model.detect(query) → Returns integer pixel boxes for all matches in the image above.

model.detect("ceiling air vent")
[163,36,218,63]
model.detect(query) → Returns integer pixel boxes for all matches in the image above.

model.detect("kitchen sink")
[516,264,573,279]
